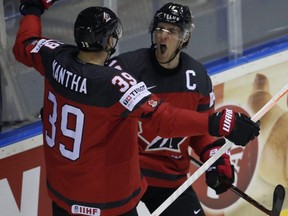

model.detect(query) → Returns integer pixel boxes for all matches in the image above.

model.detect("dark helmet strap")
[104,36,119,61]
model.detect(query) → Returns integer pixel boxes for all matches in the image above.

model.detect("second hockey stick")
[190,156,285,216]
[151,82,288,216]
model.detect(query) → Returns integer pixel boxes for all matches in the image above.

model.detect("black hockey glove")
[209,108,260,146]
[200,138,234,194]
[20,0,57,15]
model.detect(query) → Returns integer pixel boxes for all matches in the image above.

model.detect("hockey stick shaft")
[189,156,271,215]
[151,83,288,216]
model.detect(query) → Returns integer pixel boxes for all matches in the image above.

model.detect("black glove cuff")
[208,113,221,137]
[20,3,44,16]
[199,138,226,161]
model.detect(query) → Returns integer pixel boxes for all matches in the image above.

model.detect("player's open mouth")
[160,44,167,54]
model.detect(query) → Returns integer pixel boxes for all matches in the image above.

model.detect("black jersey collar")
[149,48,182,76]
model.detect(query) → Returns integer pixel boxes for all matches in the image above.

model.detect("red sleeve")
[12,15,45,75]
[139,98,210,138]
[189,135,217,156]
[189,92,218,156]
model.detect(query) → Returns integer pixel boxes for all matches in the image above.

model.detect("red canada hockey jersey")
[13,15,213,215]
[108,48,217,188]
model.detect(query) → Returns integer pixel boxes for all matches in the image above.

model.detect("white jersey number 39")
[45,91,84,161]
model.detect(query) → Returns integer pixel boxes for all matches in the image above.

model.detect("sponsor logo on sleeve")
[31,39,48,53]
[120,81,151,111]
[31,39,62,53]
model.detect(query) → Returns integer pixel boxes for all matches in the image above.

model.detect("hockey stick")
[151,83,288,216]
[190,156,285,216]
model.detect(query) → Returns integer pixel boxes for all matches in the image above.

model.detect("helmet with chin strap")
[150,2,194,48]
[74,7,123,55]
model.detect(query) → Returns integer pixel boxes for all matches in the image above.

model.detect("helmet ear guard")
[179,26,192,42]
[181,28,192,48]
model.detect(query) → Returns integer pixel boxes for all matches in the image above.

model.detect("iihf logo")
[72,204,101,216]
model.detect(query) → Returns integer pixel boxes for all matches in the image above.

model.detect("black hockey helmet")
[74,7,123,53]
[150,2,194,47]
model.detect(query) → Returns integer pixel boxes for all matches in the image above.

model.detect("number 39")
[45,91,84,161]
[112,72,137,92]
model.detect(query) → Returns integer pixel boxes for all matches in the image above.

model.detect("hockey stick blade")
[150,83,288,216]
[270,184,285,216]
[190,156,283,216]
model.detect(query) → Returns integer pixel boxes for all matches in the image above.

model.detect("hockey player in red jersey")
[107,2,259,216]
[13,1,259,216]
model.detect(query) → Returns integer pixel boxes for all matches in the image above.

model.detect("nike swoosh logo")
[194,209,201,214]
[147,85,157,90]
